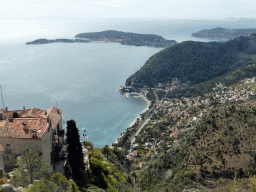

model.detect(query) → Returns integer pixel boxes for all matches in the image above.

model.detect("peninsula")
[75,30,177,48]
[191,27,256,40]
[26,38,90,44]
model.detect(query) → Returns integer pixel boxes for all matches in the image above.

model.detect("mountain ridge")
[125,33,256,93]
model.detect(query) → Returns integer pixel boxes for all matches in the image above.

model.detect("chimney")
[32,129,37,139]
[5,106,8,112]
[22,122,28,132]
[23,106,25,110]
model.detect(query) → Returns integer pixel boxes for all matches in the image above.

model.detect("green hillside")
[125,33,256,89]
[134,100,256,191]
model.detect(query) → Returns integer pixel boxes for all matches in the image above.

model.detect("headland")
[26,38,90,44]
[75,30,177,48]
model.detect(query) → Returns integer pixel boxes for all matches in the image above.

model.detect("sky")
[0,0,255,20]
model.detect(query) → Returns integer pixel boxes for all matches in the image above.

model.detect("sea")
[1,18,256,148]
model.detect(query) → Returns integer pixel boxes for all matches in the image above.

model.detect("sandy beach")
[113,93,151,145]
[128,94,151,127]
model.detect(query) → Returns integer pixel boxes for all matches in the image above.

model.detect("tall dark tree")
[66,119,88,188]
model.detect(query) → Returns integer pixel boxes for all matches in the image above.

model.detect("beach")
[112,93,151,146]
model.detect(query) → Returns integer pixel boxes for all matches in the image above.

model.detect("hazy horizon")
[1,0,255,20]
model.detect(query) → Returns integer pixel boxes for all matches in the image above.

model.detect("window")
[6,144,11,153]
[3,156,5,161]
[6,156,9,161]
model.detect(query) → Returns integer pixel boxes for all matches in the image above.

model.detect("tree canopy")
[12,147,50,187]
[66,119,88,189]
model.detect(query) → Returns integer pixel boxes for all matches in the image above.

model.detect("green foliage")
[101,145,110,157]
[146,90,156,101]
[12,147,50,187]
[50,172,71,191]
[26,180,51,192]
[84,141,93,150]
[24,174,80,192]
[66,119,88,188]
[126,35,256,100]
[88,158,109,189]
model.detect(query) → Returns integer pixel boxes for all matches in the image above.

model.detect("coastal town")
[1,75,256,191]
[115,76,256,172]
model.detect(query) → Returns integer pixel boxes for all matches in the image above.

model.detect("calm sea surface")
[1,18,256,147]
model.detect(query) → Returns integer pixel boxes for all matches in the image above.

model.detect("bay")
[1,18,256,148]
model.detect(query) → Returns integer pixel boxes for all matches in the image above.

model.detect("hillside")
[192,27,256,40]
[134,99,256,191]
[75,30,177,48]
[125,33,256,90]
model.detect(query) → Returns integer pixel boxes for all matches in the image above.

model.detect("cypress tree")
[66,119,88,188]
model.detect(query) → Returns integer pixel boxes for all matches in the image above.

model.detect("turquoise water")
[0,41,161,147]
[1,18,256,148]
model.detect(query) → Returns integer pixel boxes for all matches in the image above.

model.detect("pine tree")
[12,147,50,187]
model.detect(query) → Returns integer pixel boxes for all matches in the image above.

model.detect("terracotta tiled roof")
[21,107,44,118]
[46,107,62,131]
[0,118,48,139]
[1,109,30,119]
[19,107,62,131]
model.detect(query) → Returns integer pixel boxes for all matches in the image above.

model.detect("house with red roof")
[133,150,138,156]
[145,153,151,158]
[0,106,63,173]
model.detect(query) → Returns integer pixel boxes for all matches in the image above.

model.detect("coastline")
[112,93,151,146]
[128,94,150,128]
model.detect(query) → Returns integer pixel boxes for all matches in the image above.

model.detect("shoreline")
[128,93,150,128]
[112,93,151,146]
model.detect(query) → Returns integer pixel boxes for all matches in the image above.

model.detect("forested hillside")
[134,100,256,191]
[125,33,256,90]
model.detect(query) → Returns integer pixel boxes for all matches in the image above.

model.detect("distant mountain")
[75,30,177,48]
[26,38,90,44]
[125,32,256,96]
[191,27,256,40]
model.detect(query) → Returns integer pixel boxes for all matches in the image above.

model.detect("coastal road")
[131,118,150,143]
[127,117,150,156]
[126,95,158,156]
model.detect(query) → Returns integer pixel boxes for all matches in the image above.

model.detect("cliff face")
[191,27,256,40]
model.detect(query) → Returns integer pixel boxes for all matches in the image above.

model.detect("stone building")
[0,106,64,173]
